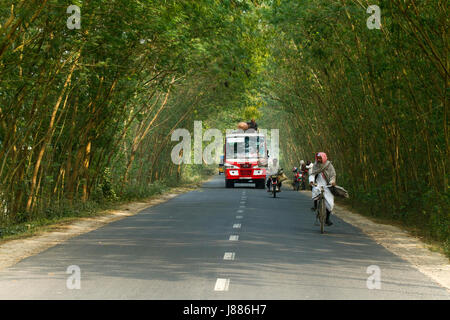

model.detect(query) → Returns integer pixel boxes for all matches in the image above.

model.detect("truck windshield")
[226,136,265,160]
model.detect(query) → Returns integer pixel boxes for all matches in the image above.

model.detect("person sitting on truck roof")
[246,118,258,131]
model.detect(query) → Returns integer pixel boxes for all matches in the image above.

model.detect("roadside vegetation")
[0,1,264,236]
[0,165,215,241]
[261,0,449,256]
[0,1,448,256]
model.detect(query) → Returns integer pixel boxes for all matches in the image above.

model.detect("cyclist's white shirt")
[309,171,334,212]
[306,163,314,175]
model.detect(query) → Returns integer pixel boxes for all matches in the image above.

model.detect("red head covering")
[316,152,327,163]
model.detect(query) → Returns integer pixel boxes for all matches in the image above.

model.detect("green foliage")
[0,1,447,257]
[261,0,449,255]
[0,0,265,228]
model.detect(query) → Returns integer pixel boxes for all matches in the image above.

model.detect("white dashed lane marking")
[214,278,230,291]
[214,193,247,292]
[223,252,236,260]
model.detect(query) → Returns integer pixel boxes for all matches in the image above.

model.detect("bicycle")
[313,184,332,234]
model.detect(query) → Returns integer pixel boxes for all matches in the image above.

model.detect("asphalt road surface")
[0,175,449,299]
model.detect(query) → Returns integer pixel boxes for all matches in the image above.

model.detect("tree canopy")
[0,0,448,254]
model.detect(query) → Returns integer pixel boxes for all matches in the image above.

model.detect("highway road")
[0,175,448,299]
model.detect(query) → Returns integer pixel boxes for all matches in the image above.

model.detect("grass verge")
[335,197,450,260]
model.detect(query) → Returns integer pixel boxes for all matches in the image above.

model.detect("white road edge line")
[229,235,239,241]
[233,224,241,229]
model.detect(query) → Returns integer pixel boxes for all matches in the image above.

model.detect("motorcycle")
[269,168,286,198]
[293,172,302,191]
[270,174,280,198]
[300,171,307,190]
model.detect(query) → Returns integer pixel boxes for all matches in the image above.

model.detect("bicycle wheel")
[273,184,277,198]
[319,197,326,234]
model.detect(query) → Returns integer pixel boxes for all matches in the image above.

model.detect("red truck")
[224,131,268,189]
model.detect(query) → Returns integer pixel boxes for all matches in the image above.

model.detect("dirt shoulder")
[323,195,450,292]
[0,183,204,272]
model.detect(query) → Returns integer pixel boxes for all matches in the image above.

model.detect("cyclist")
[309,152,336,226]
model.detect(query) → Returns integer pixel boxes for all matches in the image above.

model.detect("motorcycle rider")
[299,161,308,190]
[309,152,336,226]
[266,158,287,192]
[305,160,313,190]
[306,160,313,174]
[292,166,298,183]
[292,166,300,189]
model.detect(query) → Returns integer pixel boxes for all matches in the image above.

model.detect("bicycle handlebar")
[312,183,333,188]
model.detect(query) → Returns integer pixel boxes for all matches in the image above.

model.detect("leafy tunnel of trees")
[0,0,265,226]
[261,0,448,255]
[0,1,448,254]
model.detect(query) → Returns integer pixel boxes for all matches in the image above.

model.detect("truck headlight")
[225,163,239,169]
